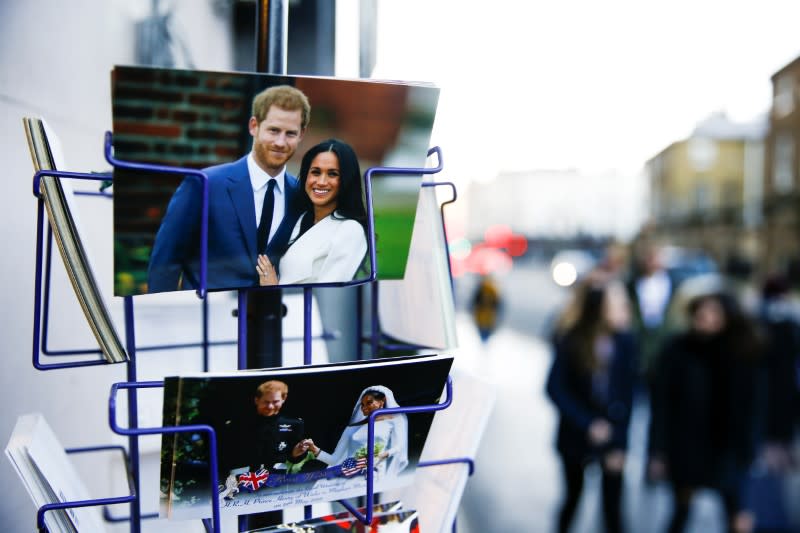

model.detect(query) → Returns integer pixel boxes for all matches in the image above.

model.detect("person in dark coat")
[547,278,638,533]
[757,276,800,465]
[626,243,676,386]
[217,380,309,484]
[648,291,765,533]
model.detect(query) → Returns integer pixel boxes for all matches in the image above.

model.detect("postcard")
[246,501,418,532]
[24,117,127,363]
[383,367,495,533]
[5,413,108,533]
[111,66,440,295]
[378,183,458,350]
[158,354,453,519]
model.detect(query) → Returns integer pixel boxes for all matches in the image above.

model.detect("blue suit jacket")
[147,156,303,292]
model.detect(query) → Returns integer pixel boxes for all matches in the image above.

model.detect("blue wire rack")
[28,134,472,532]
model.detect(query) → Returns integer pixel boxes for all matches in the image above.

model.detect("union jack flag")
[238,468,269,492]
[340,457,367,477]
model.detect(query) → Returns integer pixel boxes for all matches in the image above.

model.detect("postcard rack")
[29,135,473,533]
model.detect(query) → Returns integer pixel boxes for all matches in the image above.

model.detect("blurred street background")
[450,260,744,533]
[3,2,800,532]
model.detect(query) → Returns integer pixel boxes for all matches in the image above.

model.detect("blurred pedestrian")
[757,275,800,466]
[471,274,503,343]
[627,243,676,386]
[546,279,637,533]
[597,240,631,282]
[744,275,800,533]
[648,290,765,533]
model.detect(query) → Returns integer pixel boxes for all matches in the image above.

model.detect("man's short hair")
[255,379,289,400]
[252,85,311,130]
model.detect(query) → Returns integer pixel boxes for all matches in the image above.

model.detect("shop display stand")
[29,134,472,532]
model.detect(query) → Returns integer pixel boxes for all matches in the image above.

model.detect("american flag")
[238,468,269,492]
[340,457,367,477]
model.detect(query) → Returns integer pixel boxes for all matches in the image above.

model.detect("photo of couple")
[148,86,367,292]
[158,354,453,518]
[111,66,440,296]
[215,381,407,500]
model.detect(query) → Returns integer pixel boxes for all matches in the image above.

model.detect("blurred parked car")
[660,245,719,287]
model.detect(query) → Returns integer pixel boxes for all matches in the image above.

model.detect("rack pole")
[302,286,312,520]
[123,296,142,533]
[355,285,364,360]
[203,296,210,372]
[242,2,289,530]
[370,282,380,357]
[237,291,248,370]
[246,0,288,371]
[303,287,313,366]
[256,0,288,73]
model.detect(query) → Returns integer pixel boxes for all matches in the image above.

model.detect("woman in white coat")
[308,386,409,478]
[256,138,367,285]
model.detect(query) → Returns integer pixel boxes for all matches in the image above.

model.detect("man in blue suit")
[147,85,310,292]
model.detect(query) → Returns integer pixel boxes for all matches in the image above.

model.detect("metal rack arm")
[108,381,222,533]
[103,132,210,299]
[36,445,137,532]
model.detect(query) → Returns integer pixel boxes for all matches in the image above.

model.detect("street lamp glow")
[552,262,578,287]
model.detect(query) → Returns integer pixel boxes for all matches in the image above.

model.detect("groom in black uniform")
[218,379,308,489]
[215,379,312,529]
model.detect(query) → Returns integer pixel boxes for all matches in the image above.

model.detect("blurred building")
[466,168,646,243]
[644,111,766,272]
[763,54,800,278]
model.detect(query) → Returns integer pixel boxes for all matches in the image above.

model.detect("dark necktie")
[257,178,276,255]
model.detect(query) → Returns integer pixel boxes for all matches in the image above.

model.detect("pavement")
[451,311,736,533]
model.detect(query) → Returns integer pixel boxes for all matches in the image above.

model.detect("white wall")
[0,1,234,530]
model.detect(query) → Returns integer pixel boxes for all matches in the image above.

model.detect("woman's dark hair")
[562,284,607,373]
[349,389,387,426]
[362,389,386,403]
[296,138,367,236]
[687,291,764,360]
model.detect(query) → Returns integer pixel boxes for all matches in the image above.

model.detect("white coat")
[278,212,367,284]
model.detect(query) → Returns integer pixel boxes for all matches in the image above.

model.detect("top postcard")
[111,66,440,295]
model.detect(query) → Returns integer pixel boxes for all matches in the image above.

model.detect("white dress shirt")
[247,153,286,244]
[635,270,672,328]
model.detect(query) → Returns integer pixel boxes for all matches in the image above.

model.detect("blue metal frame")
[108,380,222,533]
[31,138,339,373]
[27,137,471,532]
[31,168,122,370]
[39,217,335,367]
[104,131,210,299]
[418,456,475,476]
[35,189,222,361]
[421,180,458,291]
[364,147,444,357]
[36,445,136,532]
